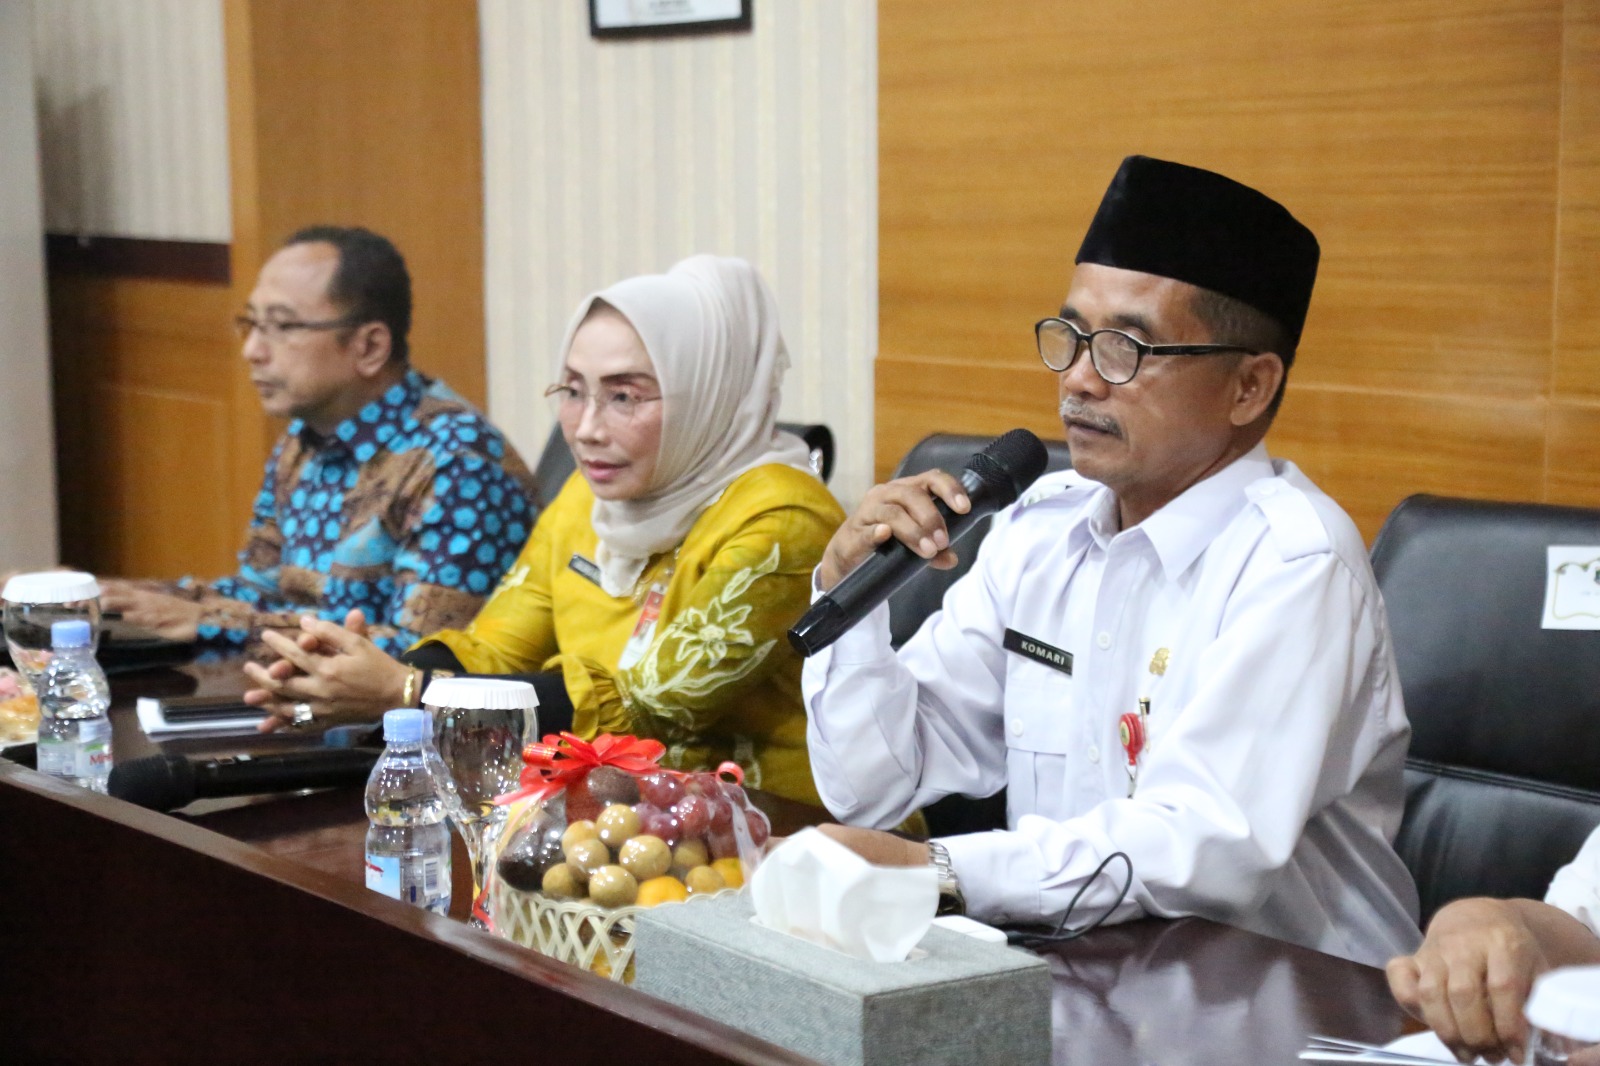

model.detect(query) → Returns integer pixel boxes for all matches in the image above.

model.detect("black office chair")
[886,432,1073,838]
[1372,494,1600,925]
[531,422,835,511]
[531,425,575,511]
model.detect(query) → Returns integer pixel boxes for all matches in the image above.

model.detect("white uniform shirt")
[1546,826,1600,936]
[802,445,1422,967]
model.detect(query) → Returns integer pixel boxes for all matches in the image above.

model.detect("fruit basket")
[487,733,769,983]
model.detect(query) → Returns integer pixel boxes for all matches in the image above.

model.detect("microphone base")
[788,598,850,658]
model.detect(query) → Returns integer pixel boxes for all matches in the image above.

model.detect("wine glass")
[422,678,538,927]
[3,572,102,688]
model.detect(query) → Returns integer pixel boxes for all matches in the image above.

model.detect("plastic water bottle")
[364,708,452,914]
[35,619,112,793]
[419,708,462,819]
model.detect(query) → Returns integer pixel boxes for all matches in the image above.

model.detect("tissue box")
[633,893,1051,1066]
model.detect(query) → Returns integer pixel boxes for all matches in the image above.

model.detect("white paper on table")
[1542,546,1600,630]
[748,827,939,963]
[1385,1031,1504,1064]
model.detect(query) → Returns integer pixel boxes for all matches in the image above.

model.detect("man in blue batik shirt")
[100,226,537,657]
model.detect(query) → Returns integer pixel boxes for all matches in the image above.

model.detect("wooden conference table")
[0,657,1413,1064]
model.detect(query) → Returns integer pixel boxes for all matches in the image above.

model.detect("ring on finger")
[289,702,315,728]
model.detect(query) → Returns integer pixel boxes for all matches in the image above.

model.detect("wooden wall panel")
[91,387,234,579]
[49,275,241,578]
[1555,0,1600,515]
[879,0,1600,541]
[1270,387,1548,537]
[876,358,1063,479]
[1546,402,1600,507]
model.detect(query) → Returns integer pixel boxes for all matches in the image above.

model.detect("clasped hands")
[241,609,411,731]
[1385,897,1600,1065]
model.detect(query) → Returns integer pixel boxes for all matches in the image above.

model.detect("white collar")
[1074,443,1276,581]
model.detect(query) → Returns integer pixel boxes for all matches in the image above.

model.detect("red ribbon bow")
[496,731,668,807]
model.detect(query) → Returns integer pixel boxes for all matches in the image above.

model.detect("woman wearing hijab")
[244,256,845,803]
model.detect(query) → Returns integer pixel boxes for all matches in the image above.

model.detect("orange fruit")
[711,857,745,890]
[636,875,690,908]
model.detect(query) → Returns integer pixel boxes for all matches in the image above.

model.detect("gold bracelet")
[402,667,419,707]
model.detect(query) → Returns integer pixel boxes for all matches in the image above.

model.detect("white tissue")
[749,828,939,963]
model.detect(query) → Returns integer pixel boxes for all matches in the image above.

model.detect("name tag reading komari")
[1003,628,1073,676]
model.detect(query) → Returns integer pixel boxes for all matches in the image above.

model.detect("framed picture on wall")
[590,0,751,39]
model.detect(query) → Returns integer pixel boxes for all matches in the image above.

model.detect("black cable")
[1003,850,1134,948]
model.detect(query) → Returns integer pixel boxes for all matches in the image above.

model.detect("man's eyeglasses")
[233,313,360,343]
[1035,317,1258,385]
[544,382,663,425]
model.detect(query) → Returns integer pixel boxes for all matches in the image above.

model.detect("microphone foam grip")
[976,428,1050,503]
[108,753,195,811]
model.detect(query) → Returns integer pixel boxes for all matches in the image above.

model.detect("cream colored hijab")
[557,255,813,597]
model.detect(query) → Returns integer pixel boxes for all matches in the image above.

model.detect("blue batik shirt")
[185,369,537,656]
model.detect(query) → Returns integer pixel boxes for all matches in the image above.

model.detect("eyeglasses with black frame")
[1034,317,1259,385]
[232,313,361,343]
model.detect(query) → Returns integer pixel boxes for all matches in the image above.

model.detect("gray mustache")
[1059,398,1123,438]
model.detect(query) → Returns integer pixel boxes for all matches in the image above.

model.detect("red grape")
[641,807,683,847]
[637,771,684,808]
[674,794,711,836]
[708,826,740,860]
[706,793,733,831]
[740,806,771,847]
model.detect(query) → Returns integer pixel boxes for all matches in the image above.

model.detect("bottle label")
[365,851,450,913]
[37,738,72,777]
[77,718,111,780]
[366,853,401,899]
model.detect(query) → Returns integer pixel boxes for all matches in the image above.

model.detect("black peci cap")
[1075,155,1320,346]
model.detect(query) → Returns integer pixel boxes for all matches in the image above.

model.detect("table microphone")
[788,428,1050,657]
[109,747,381,811]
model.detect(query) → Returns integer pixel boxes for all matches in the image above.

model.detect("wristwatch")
[927,840,966,916]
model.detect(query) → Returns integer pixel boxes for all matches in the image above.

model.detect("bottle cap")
[382,708,428,745]
[3,571,100,604]
[1526,964,1600,1042]
[421,677,538,710]
[50,620,93,649]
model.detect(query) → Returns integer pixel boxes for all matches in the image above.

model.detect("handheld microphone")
[788,428,1050,657]
[108,746,381,811]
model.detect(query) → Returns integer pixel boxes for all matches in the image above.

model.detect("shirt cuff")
[938,829,1044,926]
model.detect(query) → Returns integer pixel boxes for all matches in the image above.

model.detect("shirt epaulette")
[1245,477,1331,561]
[1014,469,1089,510]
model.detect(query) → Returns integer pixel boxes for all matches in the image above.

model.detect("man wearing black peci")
[800,156,1421,967]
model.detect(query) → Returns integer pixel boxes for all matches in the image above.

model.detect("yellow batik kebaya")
[416,463,844,805]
